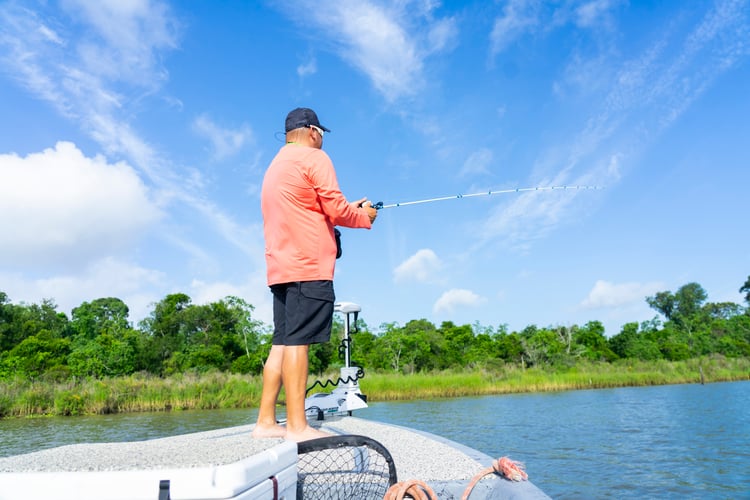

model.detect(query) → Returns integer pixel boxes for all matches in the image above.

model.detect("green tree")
[372,321,435,373]
[70,298,130,340]
[139,293,193,373]
[573,321,617,361]
[0,291,18,353]
[402,319,441,371]
[0,296,71,379]
[224,296,266,374]
[468,330,495,366]
[740,276,750,307]
[647,283,708,330]
[647,283,711,357]
[440,321,475,368]
[518,325,566,366]
[68,330,140,377]
[493,325,524,364]
[608,321,663,360]
[1,330,71,379]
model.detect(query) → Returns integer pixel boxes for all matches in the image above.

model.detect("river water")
[1,381,748,498]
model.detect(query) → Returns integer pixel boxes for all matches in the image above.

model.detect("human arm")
[308,151,373,228]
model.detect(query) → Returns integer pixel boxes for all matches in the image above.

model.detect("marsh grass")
[0,356,747,418]
[358,355,749,400]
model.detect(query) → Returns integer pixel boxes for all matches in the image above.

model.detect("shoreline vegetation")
[2,356,747,419]
[3,280,750,422]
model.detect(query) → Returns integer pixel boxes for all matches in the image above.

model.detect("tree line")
[1,276,749,381]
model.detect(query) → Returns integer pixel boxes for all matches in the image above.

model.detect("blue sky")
[1,0,748,337]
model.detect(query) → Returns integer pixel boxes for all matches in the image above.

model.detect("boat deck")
[321,417,548,498]
[0,416,549,499]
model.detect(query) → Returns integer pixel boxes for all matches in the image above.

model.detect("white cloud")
[317,2,423,100]
[62,0,179,88]
[0,142,161,268]
[393,249,443,283]
[297,57,317,77]
[490,0,624,56]
[490,0,541,55]
[190,271,273,325]
[0,1,261,264]
[427,16,459,53]
[459,147,494,177]
[476,181,585,251]
[279,1,457,101]
[574,0,623,28]
[606,154,622,180]
[581,280,664,309]
[0,257,165,323]
[192,114,253,161]
[433,289,486,314]
[1,260,273,327]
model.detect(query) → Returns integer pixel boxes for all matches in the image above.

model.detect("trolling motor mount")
[304,302,368,421]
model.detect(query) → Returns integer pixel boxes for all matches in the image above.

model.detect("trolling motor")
[304,301,368,421]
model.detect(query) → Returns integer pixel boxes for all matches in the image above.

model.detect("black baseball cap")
[284,107,331,133]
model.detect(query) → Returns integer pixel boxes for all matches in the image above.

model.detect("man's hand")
[365,204,377,224]
[351,197,378,224]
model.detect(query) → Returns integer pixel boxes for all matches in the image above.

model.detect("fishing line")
[371,185,602,210]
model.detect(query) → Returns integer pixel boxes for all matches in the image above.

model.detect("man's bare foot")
[284,425,331,443]
[251,423,286,438]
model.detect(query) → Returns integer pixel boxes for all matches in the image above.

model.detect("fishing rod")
[369,185,602,210]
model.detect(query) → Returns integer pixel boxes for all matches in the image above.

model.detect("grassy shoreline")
[1,356,748,418]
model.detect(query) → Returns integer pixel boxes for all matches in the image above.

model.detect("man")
[252,107,378,442]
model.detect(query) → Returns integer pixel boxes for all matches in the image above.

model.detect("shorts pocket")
[299,280,335,302]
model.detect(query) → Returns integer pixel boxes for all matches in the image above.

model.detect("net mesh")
[297,434,397,500]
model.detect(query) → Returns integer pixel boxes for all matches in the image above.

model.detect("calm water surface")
[360,381,750,499]
[1,381,748,499]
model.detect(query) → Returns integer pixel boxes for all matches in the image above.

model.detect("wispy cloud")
[474,173,597,252]
[192,114,253,161]
[490,0,541,55]
[278,0,457,102]
[0,1,178,175]
[61,0,179,88]
[0,256,166,323]
[478,0,749,250]
[0,0,268,319]
[459,147,494,177]
[0,1,263,259]
[490,0,623,56]
[297,56,317,77]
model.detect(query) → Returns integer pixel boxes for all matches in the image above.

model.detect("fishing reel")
[359,200,384,210]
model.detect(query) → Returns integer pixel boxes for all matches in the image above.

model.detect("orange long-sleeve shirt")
[261,144,371,285]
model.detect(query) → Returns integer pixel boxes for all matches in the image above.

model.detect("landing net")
[297,434,398,500]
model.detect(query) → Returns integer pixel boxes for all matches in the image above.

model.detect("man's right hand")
[365,204,378,224]
[352,197,378,224]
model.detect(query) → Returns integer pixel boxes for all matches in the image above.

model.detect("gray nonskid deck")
[0,417,550,499]
[0,424,278,472]
[322,416,549,499]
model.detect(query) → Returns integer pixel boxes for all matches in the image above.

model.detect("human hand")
[351,197,378,224]
[350,197,368,210]
[365,205,378,224]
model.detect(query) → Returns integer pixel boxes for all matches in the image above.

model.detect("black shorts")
[270,280,335,346]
